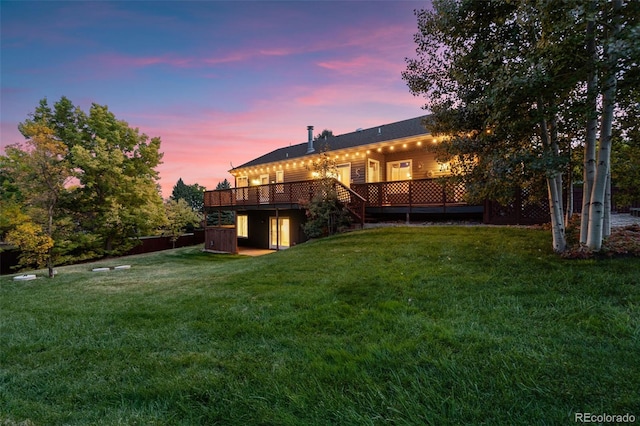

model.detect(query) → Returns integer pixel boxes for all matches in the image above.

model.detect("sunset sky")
[1,1,429,196]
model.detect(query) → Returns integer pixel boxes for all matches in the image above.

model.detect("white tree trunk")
[540,111,566,252]
[586,0,621,251]
[580,4,598,244]
[604,171,611,237]
[565,145,574,225]
[586,88,615,250]
[548,173,566,252]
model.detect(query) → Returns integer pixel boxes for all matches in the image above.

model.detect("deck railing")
[204,179,367,223]
[351,178,467,208]
[205,177,467,210]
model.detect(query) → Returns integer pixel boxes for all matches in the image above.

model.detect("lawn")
[1,226,639,425]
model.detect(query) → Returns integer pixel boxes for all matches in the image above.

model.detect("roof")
[232,115,430,171]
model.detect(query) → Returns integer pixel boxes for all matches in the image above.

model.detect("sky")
[1,0,430,197]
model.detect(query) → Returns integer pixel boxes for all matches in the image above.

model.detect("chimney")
[306,125,315,153]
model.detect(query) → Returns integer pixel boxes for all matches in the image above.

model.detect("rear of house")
[203,116,545,252]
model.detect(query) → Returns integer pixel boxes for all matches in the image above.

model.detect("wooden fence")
[1,231,205,275]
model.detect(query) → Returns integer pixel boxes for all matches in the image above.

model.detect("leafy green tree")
[5,222,54,272]
[162,198,202,248]
[171,178,206,212]
[1,122,72,276]
[403,0,639,252]
[23,98,166,255]
[0,163,26,239]
[611,131,640,209]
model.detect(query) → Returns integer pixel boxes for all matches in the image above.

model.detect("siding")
[384,148,443,180]
[234,149,443,187]
[236,167,311,187]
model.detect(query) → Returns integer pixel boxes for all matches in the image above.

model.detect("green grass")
[1,226,639,425]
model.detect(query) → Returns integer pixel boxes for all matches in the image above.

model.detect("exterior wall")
[349,158,367,185]
[383,148,443,180]
[366,151,386,181]
[238,209,308,250]
[233,148,445,187]
[236,166,310,188]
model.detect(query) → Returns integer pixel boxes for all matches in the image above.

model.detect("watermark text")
[575,412,636,423]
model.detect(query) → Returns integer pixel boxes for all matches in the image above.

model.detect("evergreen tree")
[207,179,234,226]
[171,178,206,212]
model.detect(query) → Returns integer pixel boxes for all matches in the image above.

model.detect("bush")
[302,192,351,238]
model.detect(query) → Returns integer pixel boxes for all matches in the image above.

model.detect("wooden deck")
[204,178,476,214]
[203,178,486,226]
[204,178,560,225]
[205,179,368,224]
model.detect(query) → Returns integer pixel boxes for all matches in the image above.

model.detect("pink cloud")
[203,52,253,66]
[1,122,24,149]
[137,80,426,198]
[293,82,423,108]
[131,106,309,196]
[259,48,296,56]
[316,55,401,77]
[92,53,197,70]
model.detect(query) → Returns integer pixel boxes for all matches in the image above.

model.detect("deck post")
[276,208,280,251]
[442,181,447,213]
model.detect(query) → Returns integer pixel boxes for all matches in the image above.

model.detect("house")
[203,116,547,252]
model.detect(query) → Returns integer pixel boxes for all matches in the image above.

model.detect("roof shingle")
[233,115,429,170]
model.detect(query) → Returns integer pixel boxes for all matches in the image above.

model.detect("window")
[259,174,269,203]
[386,160,412,195]
[236,176,248,201]
[336,163,351,188]
[367,159,380,183]
[237,214,248,238]
[276,170,284,193]
[387,160,412,181]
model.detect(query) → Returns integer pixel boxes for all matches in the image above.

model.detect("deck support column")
[276,208,280,251]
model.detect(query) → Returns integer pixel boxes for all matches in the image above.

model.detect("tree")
[610,125,640,209]
[216,179,231,190]
[162,198,201,248]
[171,178,206,212]
[0,163,26,239]
[23,97,166,255]
[1,122,72,276]
[206,179,234,226]
[403,0,639,252]
[213,179,235,226]
[5,222,54,272]
[314,129,334,141]
[302,145,351,238]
